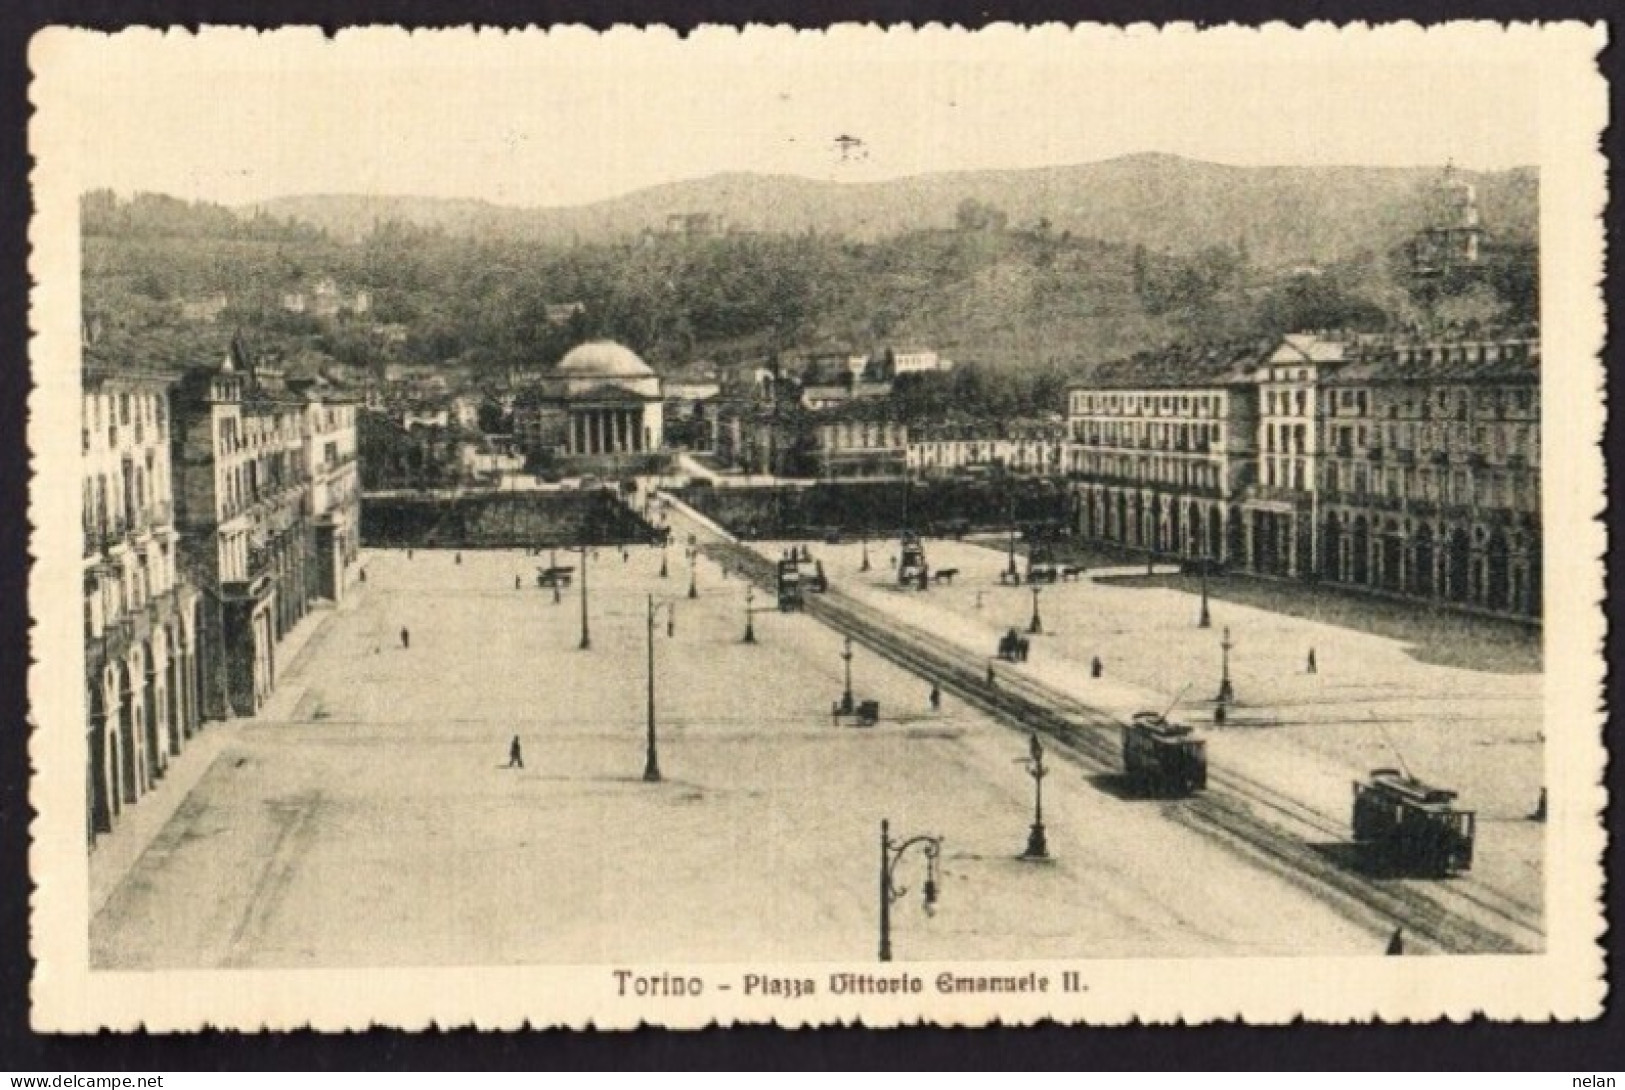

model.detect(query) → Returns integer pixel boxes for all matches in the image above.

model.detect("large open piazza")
[90,540,1402,969]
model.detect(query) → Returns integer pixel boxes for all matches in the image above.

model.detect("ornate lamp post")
[644,594,679,783]
[550,547,561,605]
[860,535,872,573]
[659,541,669,579]
[1028,584,1044,635]
[1019,733,1049,859]
[1216,625,1235,706]
[743,586,757,644]
[578,545,591,650]
[878,819,943,962]
[687,547,698,599]
[840,635,856,715]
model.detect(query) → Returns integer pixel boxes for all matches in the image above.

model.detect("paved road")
[93,543,1385,969]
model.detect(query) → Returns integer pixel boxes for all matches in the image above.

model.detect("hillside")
[251,153,1539,269]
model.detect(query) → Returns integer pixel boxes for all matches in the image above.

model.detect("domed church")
[513,341,665,465]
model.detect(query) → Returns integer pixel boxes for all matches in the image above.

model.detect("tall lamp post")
[644,594,678,783]
[878,819,943,962]
[659,541,669,579]
[1216,625,1235,706]
[1028,585,1044,635]
[550,547,561,605]
[687,547,699,599]
[1019,733,1049,859]
[860,535,872,573]
[743,586,757,644]
[578,545,591,650]
[840,635,856,715]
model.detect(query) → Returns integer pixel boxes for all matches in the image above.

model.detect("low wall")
[361,490,657,548]
[676,479,1072,541]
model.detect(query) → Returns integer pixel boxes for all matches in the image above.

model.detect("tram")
[1352,769,1475,876]
[1122,711,1208,797]
[898,532,928,586]
[777,555,805,612]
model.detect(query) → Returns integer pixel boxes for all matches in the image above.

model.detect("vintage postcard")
[26,23,1608,1030]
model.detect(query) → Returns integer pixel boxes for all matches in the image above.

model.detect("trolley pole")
[578,545,591,650]
[644,594,663,783]
[840,636,856,715]
[1198,554,1211,628]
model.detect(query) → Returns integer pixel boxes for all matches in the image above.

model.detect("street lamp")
[878,818,943,962]
[743,586,757,644]
[644,593,678,783]
[688,548,698,599]
[1216,625,1235,705]
[578,545,591,650]
[550,547,561,605]
[659,541,669,579]
[860,535,872,573]
[1028,585,1043,635]
[1019,733,1049,859]
[839,635,856,715]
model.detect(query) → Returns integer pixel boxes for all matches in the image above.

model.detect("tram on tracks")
[1352,769,1475,876]
[1122,711,1208,797]
[777,555,805,611]
[898,532,928,586]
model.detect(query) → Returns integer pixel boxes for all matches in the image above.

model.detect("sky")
[38,24,1550,209]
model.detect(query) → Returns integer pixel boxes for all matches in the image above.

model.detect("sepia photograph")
[24,23,1607,1030]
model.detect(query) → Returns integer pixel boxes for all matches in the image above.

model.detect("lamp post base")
[839,692,855,716]
[1022,823,1049,860]
[642,761,662,783]
[1028,615,1043,635]
[1216,679,1234,705]
[744,620,756,644]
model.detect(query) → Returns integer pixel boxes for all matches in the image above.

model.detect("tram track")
[704,538,1544,956]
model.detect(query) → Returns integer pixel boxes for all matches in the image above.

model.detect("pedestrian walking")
[1306,648,1317,674]
[359,568,367,584]
[456,551,462,565]
[929,683,942,712]
[515,575,522,590]
[507,735,524,769]
[1090,656,1103,679]
[400,626,410,650]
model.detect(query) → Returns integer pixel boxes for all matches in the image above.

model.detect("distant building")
[281,277,371,319]
[663,212,728,238]
[909,420,1066,477]
[511,341,665,468]
[178,293,229,323]
[815,417,909,479]
[877,346,953,380]
[1410,164,1487,278]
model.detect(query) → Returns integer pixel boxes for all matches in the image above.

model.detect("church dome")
[556,341,655,380]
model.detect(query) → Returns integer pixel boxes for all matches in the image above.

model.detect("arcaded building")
[81,359,201,841]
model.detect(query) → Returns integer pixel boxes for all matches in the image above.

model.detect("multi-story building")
[304,386,362,603]
[909,420,1067,478]
[81,358,201,841]
[1317,336,1540,616]
[1063,331,1541,621]
[1065,345,1262,566]
[815,417,909,478]
[171,345,355,719]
